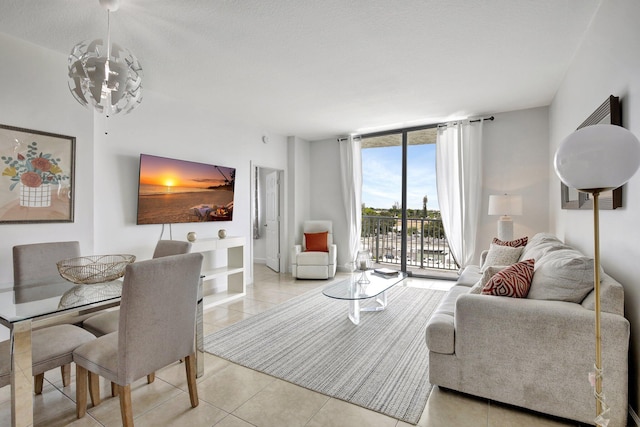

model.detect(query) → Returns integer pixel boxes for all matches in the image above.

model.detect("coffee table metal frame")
[322,270,407,325]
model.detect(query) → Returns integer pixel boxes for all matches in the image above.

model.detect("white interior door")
[265,170,280,272]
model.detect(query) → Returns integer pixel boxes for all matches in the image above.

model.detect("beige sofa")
[425,233,630,427]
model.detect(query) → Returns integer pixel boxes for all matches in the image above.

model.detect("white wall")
[308,139,352,270]
[0,33,94,285]
[286,136,311,271]
[477,107,550,263]
[92,90,289,285]
[549,0,640,411]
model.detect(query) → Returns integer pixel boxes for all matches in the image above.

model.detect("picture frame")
[0,124,75,223]
[561,95,622,210]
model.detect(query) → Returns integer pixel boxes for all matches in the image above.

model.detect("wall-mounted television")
[136,153,235,225]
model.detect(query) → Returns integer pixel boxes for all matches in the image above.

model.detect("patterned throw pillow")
[482,259,535,298]
[481,244,524,271]
[492,236,529,248]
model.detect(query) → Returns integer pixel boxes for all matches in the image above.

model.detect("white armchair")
[292,220,337,279]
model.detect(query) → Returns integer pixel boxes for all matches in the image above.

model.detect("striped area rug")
[203,285,445,424]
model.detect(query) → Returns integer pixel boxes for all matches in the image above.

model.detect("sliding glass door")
[361,125,456,277]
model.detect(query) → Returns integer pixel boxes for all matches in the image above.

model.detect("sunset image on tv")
[136,154,235,225]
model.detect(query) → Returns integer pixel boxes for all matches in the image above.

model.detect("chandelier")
[68,0,142,115]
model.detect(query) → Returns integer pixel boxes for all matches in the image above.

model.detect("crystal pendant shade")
[68,39,143,115]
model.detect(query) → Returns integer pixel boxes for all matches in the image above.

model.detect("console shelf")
[188,236,245,310]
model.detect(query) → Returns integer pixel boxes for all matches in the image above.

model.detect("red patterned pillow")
[492,236,528,248]
[482,259,535,298]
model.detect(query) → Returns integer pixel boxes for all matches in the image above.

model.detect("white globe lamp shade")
[554,124,640,191]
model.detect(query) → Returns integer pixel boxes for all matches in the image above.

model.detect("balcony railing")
[361,215,459,272]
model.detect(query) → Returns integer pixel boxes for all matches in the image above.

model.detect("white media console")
[187,236,245,310]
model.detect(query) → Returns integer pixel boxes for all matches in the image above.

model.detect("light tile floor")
[0,265,615,426]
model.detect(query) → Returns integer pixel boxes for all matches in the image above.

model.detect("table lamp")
[554,123,640,427]
[488,194,522,241]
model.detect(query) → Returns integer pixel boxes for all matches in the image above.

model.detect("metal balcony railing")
[361,215,459,272]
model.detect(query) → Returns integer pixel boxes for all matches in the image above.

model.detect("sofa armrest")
[479,250,489,267]
[291,245,302,265]
[328,244,337,264]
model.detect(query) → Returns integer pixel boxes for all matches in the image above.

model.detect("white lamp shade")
[554,124,640,191]
[488,194,522,216]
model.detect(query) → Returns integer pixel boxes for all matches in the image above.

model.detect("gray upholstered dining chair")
[0,324,95,393]
[12,241,95,390]
[73,252,203,426]
[13,241,81,285]
[81,239,192,337]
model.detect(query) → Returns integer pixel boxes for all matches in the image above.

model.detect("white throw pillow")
[527,249,595,303]
[481,244,523,271]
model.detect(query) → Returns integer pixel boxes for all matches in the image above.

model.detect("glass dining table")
[0,275,124,427]
[1,264,205,426]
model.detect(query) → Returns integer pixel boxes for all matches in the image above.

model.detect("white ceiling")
[0,0,600,140]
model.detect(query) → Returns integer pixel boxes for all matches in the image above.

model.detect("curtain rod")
[437,115,495,128]
[336,135,363,142]
[337,116,495,141]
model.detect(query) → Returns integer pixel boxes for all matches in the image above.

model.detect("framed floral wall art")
[0,124,75,223]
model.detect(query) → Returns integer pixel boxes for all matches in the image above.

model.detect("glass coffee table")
[322,270,407,325]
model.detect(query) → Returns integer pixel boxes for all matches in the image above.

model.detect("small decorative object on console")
[218,229,227,239]
[187,232,197,242]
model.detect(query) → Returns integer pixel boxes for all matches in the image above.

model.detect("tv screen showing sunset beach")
[136,154,235,225]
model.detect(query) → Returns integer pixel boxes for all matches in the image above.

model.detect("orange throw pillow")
[305,232,328,252]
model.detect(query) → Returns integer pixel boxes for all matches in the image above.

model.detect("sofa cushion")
[492,236,528,247]
[481,259,535,298]
[481,244,523,271]
[520,232,571,262]
[457,265,482,287]
[296,251,329,265]
[527,249,595,303]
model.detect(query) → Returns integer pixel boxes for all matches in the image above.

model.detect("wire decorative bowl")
[57,254,136,284]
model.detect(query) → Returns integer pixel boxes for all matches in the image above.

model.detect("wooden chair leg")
[61,364,71,387]
[88,371,101,407]
[111,381,118,397]
[34,373,44,395]
[147,372,155,384]
[118,384,134,427]
[184,354,199,408]
[76,365,88,419]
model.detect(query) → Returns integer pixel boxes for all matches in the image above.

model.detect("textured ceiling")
[0,0,600,140]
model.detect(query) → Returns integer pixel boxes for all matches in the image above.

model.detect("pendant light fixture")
[68,0,143,116]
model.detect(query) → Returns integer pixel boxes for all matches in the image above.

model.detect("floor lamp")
[554,123,640,427]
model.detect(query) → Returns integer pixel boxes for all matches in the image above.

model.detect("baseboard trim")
[630,405,640,426]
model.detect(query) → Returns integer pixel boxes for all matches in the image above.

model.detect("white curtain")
[339,135,363,271]
[436,120,484,268]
